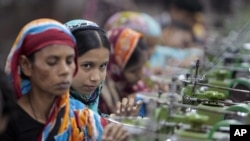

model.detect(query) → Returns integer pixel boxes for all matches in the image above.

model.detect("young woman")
[64,19,109,115]
[1,18,128,141]
[99,27,149,116]
[65,19,142,117]
[103,11,169,94]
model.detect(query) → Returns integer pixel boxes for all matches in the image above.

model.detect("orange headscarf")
[107,27,142,81]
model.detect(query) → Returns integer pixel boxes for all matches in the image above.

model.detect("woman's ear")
[19,55,32,77]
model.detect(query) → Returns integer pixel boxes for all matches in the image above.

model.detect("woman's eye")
[100,63,108,69]
[47,62,56,66]
[47,60,57,66]
[81,64,91,69]
[66,59,74,65]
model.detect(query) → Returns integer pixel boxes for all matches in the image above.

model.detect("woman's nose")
[90,69,101,82]
[59,62,71,76]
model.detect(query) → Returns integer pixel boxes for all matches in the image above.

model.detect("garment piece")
[149,45,204,68]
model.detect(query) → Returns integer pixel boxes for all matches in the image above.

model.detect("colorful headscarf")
[107,27,142,82]
[104,11,161,37]
[5,18,102,141]
[5,18,77,98]
[100,27,150,115]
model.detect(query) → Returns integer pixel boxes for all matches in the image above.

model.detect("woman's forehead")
[34,44,75,57]
[78,47,109,62]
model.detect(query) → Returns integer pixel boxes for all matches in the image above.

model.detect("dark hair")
[210,0,232,14]
[72,29,111,56]
[169,21,196,43]
[166,0,204,13]
[0,68,16,118]
[124,38,148,69]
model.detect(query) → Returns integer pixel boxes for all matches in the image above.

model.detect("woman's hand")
[115,97,142,116]
[152,81,169,93]
[102,123,129,141]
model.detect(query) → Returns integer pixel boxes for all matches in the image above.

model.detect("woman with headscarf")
[1,18,128,141]
[65,19,142,118]
[64,19,109,116]
[104,11,169,99]
[104,11,162,59]
[99,27,149,116]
